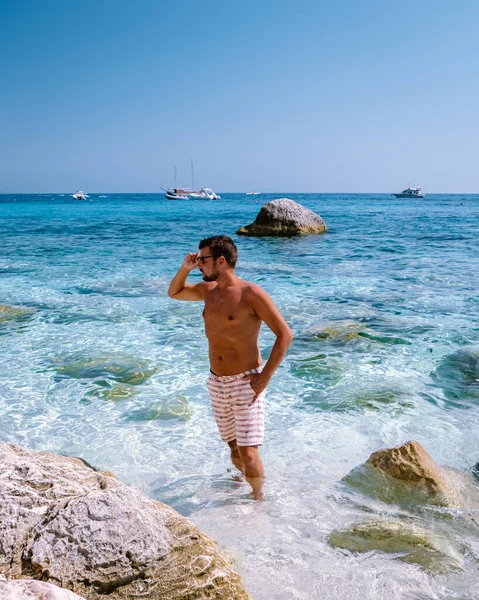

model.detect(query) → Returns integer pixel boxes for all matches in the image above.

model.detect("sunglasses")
[198,255,218,264]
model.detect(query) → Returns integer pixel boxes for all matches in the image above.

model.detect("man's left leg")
[238,445,264,500]
[231,369,266,499]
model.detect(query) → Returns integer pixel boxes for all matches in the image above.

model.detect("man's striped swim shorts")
[207,366,266,447]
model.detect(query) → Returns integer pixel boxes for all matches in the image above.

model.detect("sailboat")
[164,160,220,200]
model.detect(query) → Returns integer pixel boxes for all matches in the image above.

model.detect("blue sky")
[1,0,478,193]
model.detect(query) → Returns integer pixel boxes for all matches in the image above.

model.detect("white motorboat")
[394,186,424,198]
[189,188,220,200]
[72,190,89,200]
[245,191,261,195]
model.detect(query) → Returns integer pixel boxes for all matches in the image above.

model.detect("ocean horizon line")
[1,191,478,196]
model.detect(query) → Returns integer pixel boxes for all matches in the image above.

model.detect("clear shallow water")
[1,193,479,599]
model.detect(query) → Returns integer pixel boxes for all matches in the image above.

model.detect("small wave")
[431,348,479,405]
[418,235,467,241]
[74,279,160,297]
[43,313,117,325]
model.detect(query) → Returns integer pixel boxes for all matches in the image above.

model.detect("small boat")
[72,190,89,200]
[245,191,261,195]
[394,186,424,198]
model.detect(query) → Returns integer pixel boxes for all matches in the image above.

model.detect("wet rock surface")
[0,443,250,600]
[237,198,327,236]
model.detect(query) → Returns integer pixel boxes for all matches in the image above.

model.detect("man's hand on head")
[182,252,199,272]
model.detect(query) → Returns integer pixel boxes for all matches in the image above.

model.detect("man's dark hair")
[199,236,238,268]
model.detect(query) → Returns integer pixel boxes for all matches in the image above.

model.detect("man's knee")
[238,446,259,467]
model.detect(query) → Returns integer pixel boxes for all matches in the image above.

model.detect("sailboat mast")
[191,158,194,191]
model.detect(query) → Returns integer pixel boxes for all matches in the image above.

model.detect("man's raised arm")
[168,252,204,301]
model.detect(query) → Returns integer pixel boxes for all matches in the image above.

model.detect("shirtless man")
[168,235,292,499]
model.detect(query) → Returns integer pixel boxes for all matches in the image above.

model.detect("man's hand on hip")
[246,372,270,404]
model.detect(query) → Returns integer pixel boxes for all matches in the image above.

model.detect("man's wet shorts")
[207,367,265,446]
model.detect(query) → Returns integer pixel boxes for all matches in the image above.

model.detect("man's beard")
[202,268,219,282]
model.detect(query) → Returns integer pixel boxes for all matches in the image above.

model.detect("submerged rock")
[124,396,193,422]
[86,382,139,401]
[0,442,251,600]
[0,579,86,599]
[237,198,327,236]
[328,519,462,573]
[0,304,34,323]
[51,353,159,385]
[302,323,366,344]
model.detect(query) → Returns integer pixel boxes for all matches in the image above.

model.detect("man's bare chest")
[203,290,255,326]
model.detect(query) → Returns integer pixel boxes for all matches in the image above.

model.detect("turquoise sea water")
[1,193,478,599]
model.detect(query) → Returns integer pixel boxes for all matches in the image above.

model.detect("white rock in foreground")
[0,579,86,599]
[0,443,250,600]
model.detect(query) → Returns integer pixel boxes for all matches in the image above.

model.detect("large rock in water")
[0,443,250,600]
[237,198,327,236]
[367,440,453,503]
[342,440,479,511]
[0,579,86,599]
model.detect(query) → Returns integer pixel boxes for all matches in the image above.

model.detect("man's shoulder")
[198,281,218,296]
[241,281,269,300]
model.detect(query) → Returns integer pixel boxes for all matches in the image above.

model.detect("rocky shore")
[0,442,251,600]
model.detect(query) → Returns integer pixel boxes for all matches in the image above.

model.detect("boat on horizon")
[245,191,261,195]
[72,190,89,200]
[165,161,220,200]
[394,186,424,198]
[164,187,220,200]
